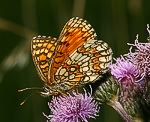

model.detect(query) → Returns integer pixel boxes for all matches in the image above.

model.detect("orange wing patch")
[31,35,57,82]
[49,17,97,83]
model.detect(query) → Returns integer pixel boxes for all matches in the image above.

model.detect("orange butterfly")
[31,17,112,96]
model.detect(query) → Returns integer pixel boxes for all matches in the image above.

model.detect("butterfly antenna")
[18,87,42,92]
[18,87,42,106]
[20,90,42,106]
[20,93,33,105]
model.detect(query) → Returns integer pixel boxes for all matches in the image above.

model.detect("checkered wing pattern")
[31,36,57,82]
[54,39,112,90]
[49,17,97,84]
[31,17,113,96]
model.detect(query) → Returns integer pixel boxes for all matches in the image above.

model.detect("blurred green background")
[0,0,150,122]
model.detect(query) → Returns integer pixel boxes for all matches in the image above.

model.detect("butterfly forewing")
[49,17,97,83]
[31,36,57,82]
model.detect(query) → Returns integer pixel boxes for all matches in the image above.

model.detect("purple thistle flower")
[110,34,150,83]
[44,90,99,122]
[127,34,150,78]
[110,56,140,82]
[109,34,148,103]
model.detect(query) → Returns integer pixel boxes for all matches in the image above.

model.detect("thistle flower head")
[110,34,150,83]
[110,56,140,82]
[109,34,149,105]
[44,90,99,122]
[127,34,150,78]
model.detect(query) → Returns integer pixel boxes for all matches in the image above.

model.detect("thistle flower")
[44,90,99,122]
[110,56,140,82]
[109,56,142,99]
[109,34,150,119]
[94,26,150,121]
[127,34,150,78]
[110,34,150,84]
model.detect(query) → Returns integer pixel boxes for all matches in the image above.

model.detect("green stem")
[110,100,132,122]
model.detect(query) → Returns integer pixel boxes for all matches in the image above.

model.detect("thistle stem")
[110,100,132,122]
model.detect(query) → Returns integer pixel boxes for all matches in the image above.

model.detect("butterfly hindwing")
[54,39,112,90]
[31,36,57,82]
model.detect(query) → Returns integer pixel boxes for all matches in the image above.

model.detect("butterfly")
[31,17,112,96]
